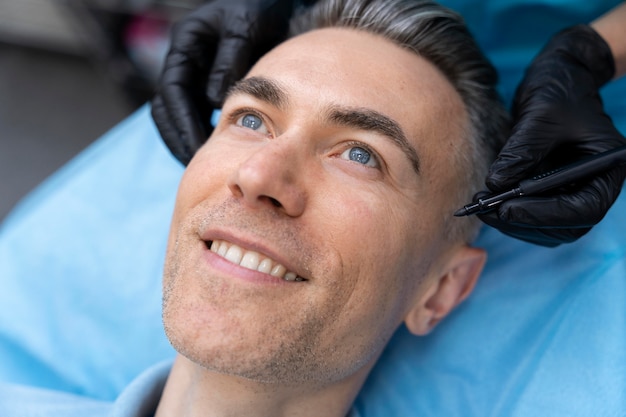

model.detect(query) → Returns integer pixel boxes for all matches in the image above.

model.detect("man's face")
[163,28,470,386]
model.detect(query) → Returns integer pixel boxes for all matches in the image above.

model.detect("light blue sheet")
[1,0,626,414]
[0,108,179,400]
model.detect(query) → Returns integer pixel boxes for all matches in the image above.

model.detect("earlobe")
[405,246,486,336]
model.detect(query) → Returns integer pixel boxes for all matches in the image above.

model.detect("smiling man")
[155,0,509,416]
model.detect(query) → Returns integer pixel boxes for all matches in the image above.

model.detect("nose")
[227,141,307,217]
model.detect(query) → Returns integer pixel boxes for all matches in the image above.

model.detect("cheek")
[317,190,425,314]
[321,187,419,264]
[173,140,237,214]
[165,142,235,270]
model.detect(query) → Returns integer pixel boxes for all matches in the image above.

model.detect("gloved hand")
[478,24,626,247]
[151,0,297,165]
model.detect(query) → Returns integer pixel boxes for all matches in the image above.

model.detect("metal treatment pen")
[454,144,626,217]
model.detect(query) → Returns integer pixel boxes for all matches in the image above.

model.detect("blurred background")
[0,0,203,221]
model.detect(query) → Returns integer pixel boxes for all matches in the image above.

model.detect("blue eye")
[340,146,379,168]
[235,112,270,135]
[349,147,370,164]
[241,114,263,130]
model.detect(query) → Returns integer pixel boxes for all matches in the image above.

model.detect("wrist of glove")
[479,24,626,247]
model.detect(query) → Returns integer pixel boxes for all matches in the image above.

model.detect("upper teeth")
[210,240,304,282]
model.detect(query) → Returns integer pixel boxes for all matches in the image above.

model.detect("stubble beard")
[160,200,368,386]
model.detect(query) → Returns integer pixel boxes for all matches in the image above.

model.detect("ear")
[404,246,486,336]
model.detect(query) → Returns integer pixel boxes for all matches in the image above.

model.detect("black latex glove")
[478,24,626,247]
[151,0,297,165]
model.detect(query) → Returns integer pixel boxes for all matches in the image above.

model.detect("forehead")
[250,28,459,102]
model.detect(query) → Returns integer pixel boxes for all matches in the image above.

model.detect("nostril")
[268,197,282,208]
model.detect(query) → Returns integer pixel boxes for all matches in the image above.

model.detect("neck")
[154,355,369,417]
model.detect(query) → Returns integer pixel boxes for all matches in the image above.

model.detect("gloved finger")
[206,0,292,105]
[496,195,599,229]
[477,210,587,247]
[493,171,623,229]
[160,8,224,110]
[155,82,210,163]
[476,164,626,246]
[156,43,217,159]
[207,36,255,106]
[486,105,580,191]
[165,83,213,160]
[151,95,192,165]
[166,10,221,71]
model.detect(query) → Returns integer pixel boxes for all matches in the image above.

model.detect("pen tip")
[453,208,467,217]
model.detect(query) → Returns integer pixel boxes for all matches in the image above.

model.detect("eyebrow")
[228,76,288,109]
[228,76,420,174]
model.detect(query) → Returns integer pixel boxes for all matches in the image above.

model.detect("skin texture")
[158,28,486,417]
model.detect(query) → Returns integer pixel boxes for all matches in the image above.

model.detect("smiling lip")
[202,236,307,283]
